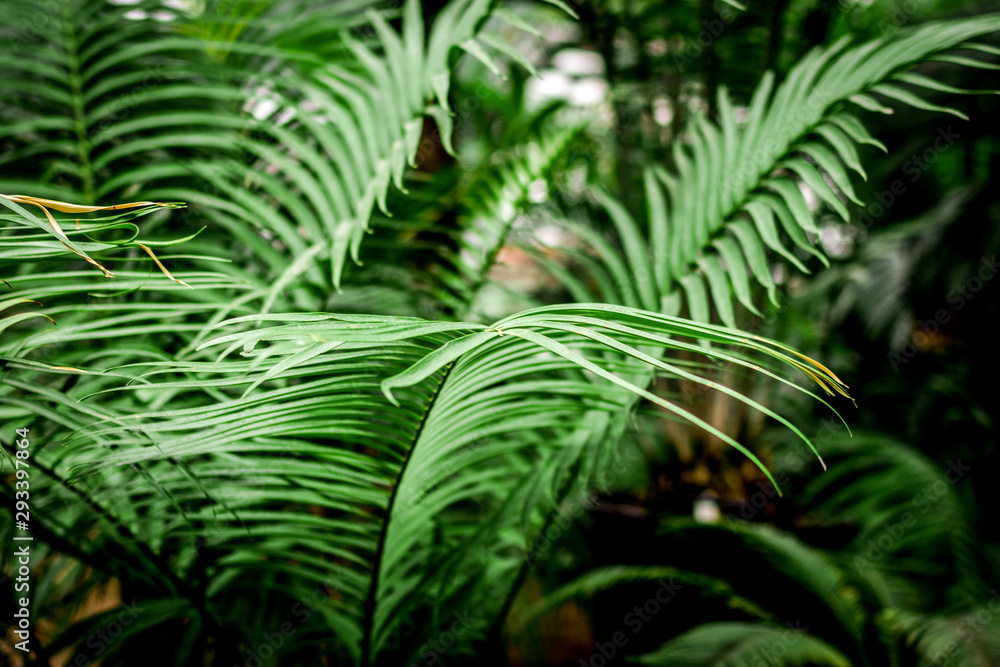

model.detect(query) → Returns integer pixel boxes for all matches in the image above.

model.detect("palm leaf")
[4,304,847,664]
[585,19,1000,325]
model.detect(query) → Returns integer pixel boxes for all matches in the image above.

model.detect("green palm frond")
[182,0,548,288]
[0,195,252,375]
[0,194,189,279]
[0,0,549,294]
[582,19,1000,325]
[4,304,847,664]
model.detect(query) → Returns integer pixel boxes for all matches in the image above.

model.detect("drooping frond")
[0,196,251,375]
[4,304,847,664]
[0,194,189,280]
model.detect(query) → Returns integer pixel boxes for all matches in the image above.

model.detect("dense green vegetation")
[1,0,998,665]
